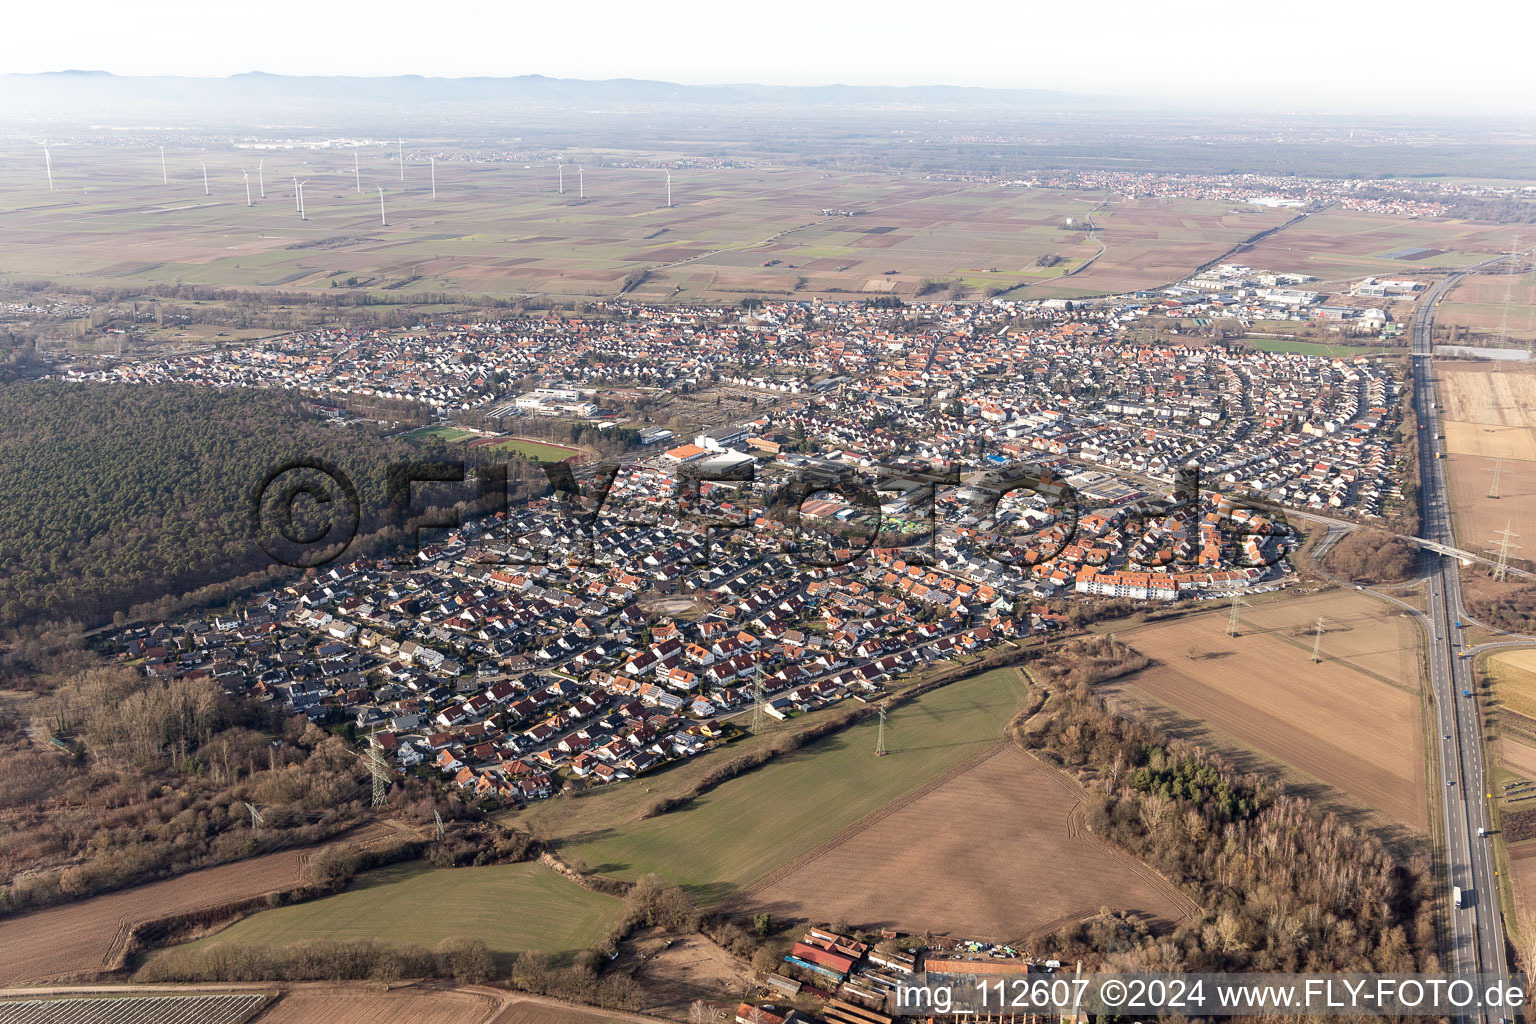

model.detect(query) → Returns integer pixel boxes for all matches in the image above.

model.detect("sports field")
[142,861,624,966]
[467,436,583,461]
[555,666,1028,902]
[399,424,477,443]
[1107,590,1428,830]
[1245,338,1388,358]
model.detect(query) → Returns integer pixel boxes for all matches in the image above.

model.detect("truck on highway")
[1464,688,1474,698]
[1454,886,1468,908]
[1479,827,1490,838]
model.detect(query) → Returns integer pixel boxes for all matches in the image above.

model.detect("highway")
[1412,261,1512,1022]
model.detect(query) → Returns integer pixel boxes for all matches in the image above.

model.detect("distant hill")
[0,70,1112,123]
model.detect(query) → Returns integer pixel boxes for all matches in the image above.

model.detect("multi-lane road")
[1412,262,1512,1020]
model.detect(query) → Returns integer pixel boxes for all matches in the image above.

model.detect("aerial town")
[77,260,1413,810]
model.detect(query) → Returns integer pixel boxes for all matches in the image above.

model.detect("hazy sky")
[3,0,1533,113]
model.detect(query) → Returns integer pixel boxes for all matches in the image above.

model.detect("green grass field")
[478,437,582,461]
[1246,338,1389,358]
[556,666,1028,903]
[143,861,624,962]
[399,424,476,443]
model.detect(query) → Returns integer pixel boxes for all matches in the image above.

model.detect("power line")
[368,744,392,808]
[750,661,768,734]
[244,802,264,830]
[1489,522,1522,583]
[1226,592,1249,637]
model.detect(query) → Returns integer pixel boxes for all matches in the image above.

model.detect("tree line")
[1020,639,1438,974]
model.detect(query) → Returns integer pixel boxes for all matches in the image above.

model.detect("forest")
[0,381,455,633]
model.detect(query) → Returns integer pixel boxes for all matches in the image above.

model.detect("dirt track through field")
[0,825,395,986]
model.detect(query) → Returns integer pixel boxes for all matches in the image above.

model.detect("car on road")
[1448,779,1455,786]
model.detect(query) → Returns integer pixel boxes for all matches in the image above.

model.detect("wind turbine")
[159,146,167,185]
[41,137,54,191]
[293,176,301,214]
[578,166,584,199]
[200,161,209,196]
[397,137,403,181]
[244,170,252,207]
[295,178,309,220]
[353,151,361,193]
[558,163,564,195]
[430,156,436,200]
[665,170,672,208]
[377,186,388,227]
[258,158,265,199]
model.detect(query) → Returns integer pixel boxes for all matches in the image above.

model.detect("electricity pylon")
[1489,457,1505,500]
[874,703,889,757]
[750,662,767,733]
[434,810,446,841]
[1311,617,1327,664]
[245,802,264,830]
[369,744,391,808]
[1489,522,1522,583]
[1226,592,1249,637]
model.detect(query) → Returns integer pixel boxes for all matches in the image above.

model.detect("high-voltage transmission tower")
[1225,592,1249,637]
[750,662,768,734]
[1489,457,1505,500]
[369,744,392,808]
[434,810,446,841]
[1311,617,1327,664]
[874,704,889,757]
[1489,521,1522,583]
[244,802,264,830]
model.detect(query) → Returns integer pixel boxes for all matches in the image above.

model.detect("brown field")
[744,743,1197,942]
[1435,363,1536,552]
[1107,591,1428,831]
[0,986,660,1024]
[256,986,501,1024]
[1510,843,1536,927]
[0,145,1290,304]
[1498,735,1536,782]
[1242,210,1527,287]
[628,933,747,1018]
[1437,363,1536,431]
[0,825,395,986]
[1441,269,1536,342]
[1489,652,1536,725]
[488,996,660,1024]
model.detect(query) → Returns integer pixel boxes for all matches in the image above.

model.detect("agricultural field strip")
[725,738,1011,906]
[0,994,267,1024]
